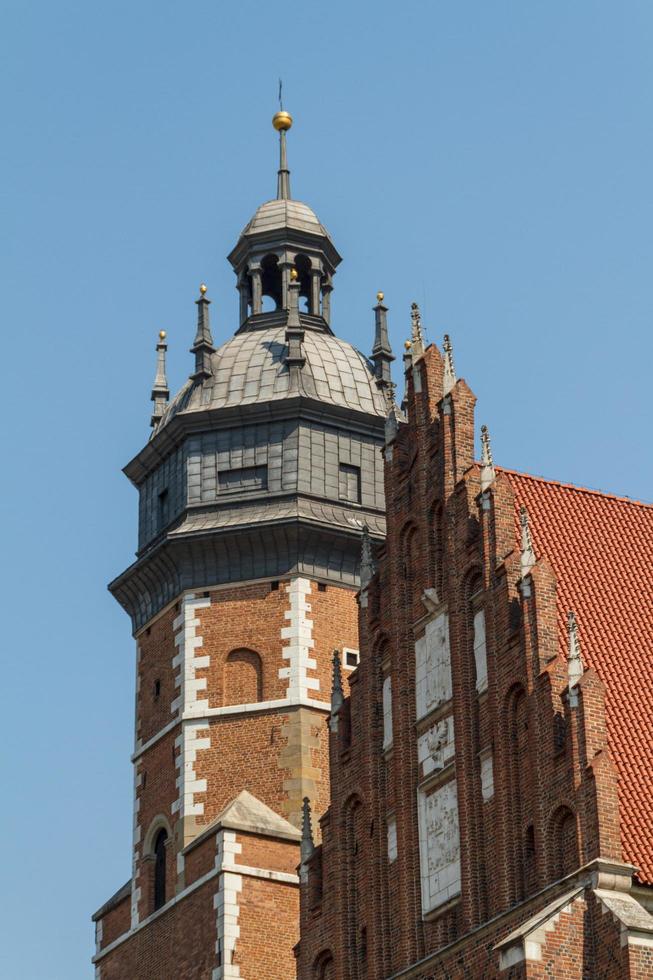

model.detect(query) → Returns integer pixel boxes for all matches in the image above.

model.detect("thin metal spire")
[150,330,169,427]
[272,100,293,200]
[191,284,216,381]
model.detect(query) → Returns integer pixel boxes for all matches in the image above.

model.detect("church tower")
[92,112,389,980]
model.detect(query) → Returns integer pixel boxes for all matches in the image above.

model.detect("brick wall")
[95,575,360,979]
[297,342,653,978]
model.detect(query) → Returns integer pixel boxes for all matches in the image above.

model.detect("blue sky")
[1,1,652,976]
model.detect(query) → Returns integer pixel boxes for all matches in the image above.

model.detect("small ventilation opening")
[270,581,279,592]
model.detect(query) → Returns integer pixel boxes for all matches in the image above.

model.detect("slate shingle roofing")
[504,469,653,884]
[241,198,332,240]
[157,325,388,430]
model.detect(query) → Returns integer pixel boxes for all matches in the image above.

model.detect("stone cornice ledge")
[132,697,331,762]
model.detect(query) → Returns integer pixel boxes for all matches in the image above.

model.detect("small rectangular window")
[339,463,361,503]
[158,489,169,529]
[343,648,359,669]
[218,465,267,493]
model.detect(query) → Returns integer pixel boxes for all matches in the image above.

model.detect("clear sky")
[1,1,652,976]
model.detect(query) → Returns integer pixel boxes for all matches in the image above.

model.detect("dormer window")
[218,465,267,494]
[339,463,361,504]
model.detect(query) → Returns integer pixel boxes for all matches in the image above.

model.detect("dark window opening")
[553,712,567,754]
[153,828,168,911]
[157,489,169,530]
[345,649,360,668]
[270,580,279,592]
[218,465,267,493]
[339,463,361,504]
[153,679,161,700]
[318,582,327,593]
[261,253,282,310]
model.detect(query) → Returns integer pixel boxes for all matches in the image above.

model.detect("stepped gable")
[503,468,653,884]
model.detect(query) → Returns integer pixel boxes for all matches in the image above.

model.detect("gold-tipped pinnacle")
[159,330,167,340]
[290,267,298,281]
[404,340,412,350]
[272,110,293,131]
[377,291,384,302]
[199,283,207,294]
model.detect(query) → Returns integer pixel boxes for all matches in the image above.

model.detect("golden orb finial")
[404,340,412,350]
[377,291,384,303]
[273,110,293,132]
[290,267,298,281]
[159,330,167,340]
[199,283,207,295]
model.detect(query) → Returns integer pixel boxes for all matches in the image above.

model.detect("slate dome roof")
[155,325,387,432]
[241,198,333,240]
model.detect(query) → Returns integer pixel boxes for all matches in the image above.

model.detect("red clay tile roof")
[500,469,653,885]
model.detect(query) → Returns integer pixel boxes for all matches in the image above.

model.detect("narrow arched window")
[153,828,167,911]
[223,649,263,705]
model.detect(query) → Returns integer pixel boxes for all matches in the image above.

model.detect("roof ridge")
[497,466,653,509]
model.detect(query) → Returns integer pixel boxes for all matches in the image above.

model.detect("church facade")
[93,114,653,979]
[296,331,653,978]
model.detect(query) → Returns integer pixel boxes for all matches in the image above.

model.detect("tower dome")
[111,113,393,632]
[241,198,332,241]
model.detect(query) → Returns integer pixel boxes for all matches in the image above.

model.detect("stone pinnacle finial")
[191,284,216,381]
[372,292,394,388]
[272,109,293,200]
[442,334,457,395]
[385,382,403,450]
[410,302,425,357]
[300,797,315,863]
[519,505,537,579]
[480,424,496,492]
[329,649,345,732]
[285,271,305,379]
[567,611,584,706]
[360,525,376,591]
[150,330,169,427]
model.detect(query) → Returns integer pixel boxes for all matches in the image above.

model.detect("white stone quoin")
[279,577,319,700]
[213,830,243,980]
[171,594,212,824]
[415,612,452,720]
